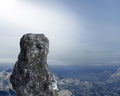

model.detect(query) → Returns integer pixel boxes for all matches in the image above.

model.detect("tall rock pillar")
[10,33,58,96]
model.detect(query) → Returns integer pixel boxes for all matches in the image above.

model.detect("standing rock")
[10,33,58,96]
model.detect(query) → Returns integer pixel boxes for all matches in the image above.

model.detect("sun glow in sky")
[0,0,79,31]
[0,0,81,65]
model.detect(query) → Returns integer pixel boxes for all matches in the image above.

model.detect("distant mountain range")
[107,67,120,83]
[0,64,120,96]
[0,67,16,96]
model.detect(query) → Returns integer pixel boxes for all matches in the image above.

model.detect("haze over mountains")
[0,0,120,67]
[0,64,120,96]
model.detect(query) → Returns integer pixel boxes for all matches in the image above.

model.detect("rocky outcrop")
[10,33,58,96]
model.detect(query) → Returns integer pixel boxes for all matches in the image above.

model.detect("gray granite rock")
[10,33,58,96]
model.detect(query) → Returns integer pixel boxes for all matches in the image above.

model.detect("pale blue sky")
[0,0,120,66]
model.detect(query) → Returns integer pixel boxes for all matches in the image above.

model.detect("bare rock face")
[10,33,58,96]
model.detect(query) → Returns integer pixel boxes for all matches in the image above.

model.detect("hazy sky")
[0,0,120,66]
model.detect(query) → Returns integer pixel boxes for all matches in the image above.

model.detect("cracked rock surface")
[10,33,58,96]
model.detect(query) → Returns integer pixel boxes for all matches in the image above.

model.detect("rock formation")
[10,33,58,96]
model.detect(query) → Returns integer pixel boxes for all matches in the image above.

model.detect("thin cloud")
[0,0,120,66]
